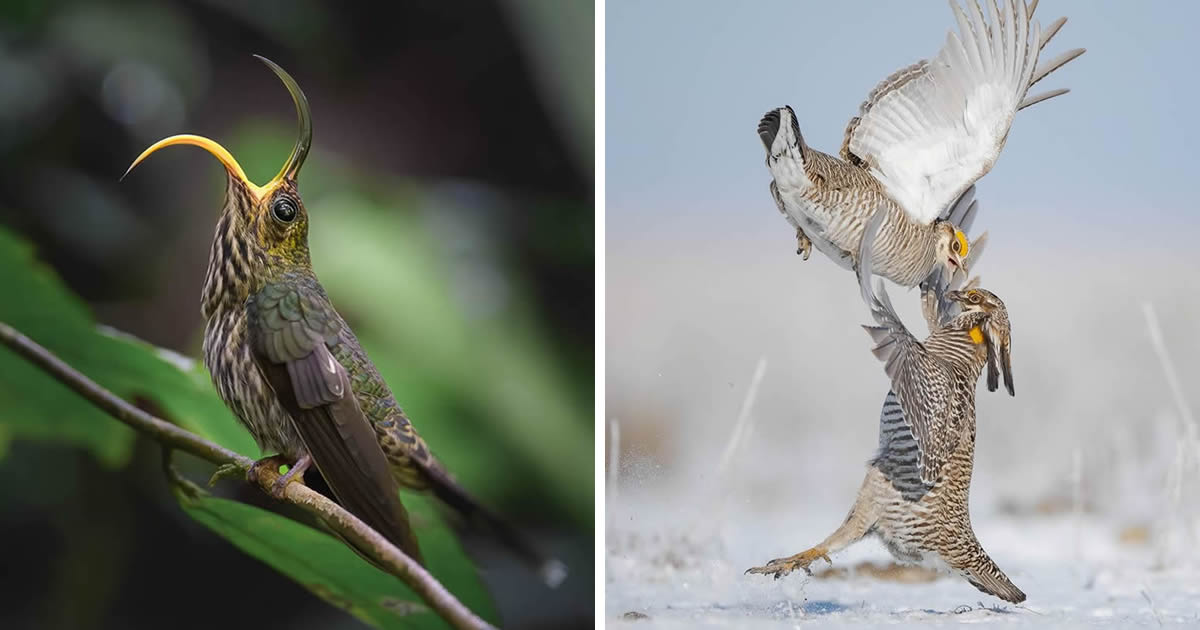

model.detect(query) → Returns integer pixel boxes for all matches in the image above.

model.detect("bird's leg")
[245,453,312,500]
[745,546,832,580]
[746,476,879,580]
[268,453,313,499]
[246,454,289,485]
[795,226,812,260]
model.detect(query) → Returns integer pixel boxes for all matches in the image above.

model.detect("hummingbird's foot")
[795,227,812,260]
[745,546,831,580]
[246,454,291,487]
[268,453,312,499]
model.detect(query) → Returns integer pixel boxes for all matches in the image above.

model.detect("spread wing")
[842,0,1084,225]
[858,210,959,483]
[249,281,423,563]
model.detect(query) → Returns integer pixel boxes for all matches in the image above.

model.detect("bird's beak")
[953,255,969,285]
[255,55,311,186]
[121,55,311,200]
[121,133,265,197]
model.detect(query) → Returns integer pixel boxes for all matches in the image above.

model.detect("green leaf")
[175,484,498,629]
[0,227,257,464]
[0,224,500,627]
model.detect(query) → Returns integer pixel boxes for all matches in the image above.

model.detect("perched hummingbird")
[124,56,564,586]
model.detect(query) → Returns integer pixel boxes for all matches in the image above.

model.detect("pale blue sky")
[607,1,1199,251]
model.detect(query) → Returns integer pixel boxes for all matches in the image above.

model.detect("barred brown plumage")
[758,0,1083,289]
[746,209,1022,603]
[123,56,565,587]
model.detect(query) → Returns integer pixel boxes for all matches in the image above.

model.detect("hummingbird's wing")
[249,281,423,563]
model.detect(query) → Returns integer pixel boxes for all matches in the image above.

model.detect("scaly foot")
[795,227,812,260]
[246,454,310,499]
[745,546,831,580]
[268,454,312,499]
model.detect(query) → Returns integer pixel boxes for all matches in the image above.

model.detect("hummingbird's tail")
[425,465,568,588]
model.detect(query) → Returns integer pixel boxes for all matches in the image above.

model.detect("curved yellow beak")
[121,55,312,202]
[121,134,267,198]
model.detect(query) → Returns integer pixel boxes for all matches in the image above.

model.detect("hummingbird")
[123,55,564,586]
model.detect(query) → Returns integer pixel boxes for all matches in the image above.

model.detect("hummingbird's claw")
[267,453,313,499]
[245,454,289,487]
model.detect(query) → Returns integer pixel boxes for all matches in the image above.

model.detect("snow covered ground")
[606,490,1199,628]
[605,239,1200,628]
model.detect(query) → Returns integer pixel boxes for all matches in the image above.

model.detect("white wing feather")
[847,0,1051,225]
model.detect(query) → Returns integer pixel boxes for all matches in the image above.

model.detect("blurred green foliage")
[0,226,254,464]
[175,484,498,629]
[0,225,501,627]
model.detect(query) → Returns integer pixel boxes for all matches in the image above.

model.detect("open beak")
[948,255,969,285]
[121,55,311,201]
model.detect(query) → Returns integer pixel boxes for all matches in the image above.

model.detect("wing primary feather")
[1029,47,1086,87]
[1018,87,1069,110]
[943,185,976,226]
[1001,0,1017,85]
[960,200,981,234]
[1040,16,1065,49]
[968,1,993,77]
[951,1,984,75]
[1015,0,1029,84]
[1020,20,1041,99]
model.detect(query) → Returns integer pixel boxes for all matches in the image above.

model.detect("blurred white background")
[606,1,1200,626]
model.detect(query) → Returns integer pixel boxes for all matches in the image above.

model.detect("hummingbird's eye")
[272,198,297,223]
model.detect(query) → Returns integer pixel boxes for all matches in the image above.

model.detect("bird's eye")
[272,198,297,223]
[952,239,961,252]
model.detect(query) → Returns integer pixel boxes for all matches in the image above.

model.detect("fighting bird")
[123,56,564,587]
[746,210,1022,603]
[758,0,1083,287]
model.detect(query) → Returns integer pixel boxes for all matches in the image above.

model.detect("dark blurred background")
[0,0,593,628]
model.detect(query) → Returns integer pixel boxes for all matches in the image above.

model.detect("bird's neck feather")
[926,312,990,374]
[201,197,312,321]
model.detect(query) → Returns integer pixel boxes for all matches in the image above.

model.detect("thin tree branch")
[0,320,495,630]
